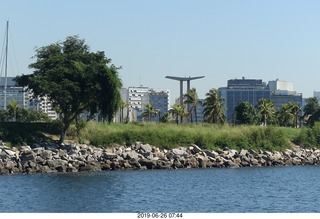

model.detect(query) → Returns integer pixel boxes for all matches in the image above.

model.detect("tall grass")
[82,122,297,151]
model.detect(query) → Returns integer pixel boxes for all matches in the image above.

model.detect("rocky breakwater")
[1,142,320,175]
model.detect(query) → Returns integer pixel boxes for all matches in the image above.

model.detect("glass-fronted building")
[219,78,271,122]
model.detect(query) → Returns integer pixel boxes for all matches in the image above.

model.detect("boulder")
[46,159,68,170]
[79,163,101,172]
[203,150,219,158]
[139,159,156,169]
[153,151,166,160]
[227,160,240,168]
[101,152,118,160]
[191,144,202,153]
[172,148,188,156]
[240,149,248,156]
[173,159,184,169]
[4,149,16,157]
[39,150,53,160]
[140,144,152,153]
[20,150,36,163]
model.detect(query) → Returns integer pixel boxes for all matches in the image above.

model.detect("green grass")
[81,122,300,151]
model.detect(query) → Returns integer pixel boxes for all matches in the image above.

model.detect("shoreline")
[0,142,319,175]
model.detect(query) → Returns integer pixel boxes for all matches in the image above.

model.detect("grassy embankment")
[79,122,303,152]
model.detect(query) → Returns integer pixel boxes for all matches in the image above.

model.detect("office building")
[219,77,270,122]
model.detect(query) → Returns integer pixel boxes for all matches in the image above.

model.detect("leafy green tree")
[14,36,122,144]
[17,109,51,122]
[0,110,9,122]
[169,104,185,124]
[184,88,202,123]
[257,98,275,126]
[203,88,226,124]
[141,103,158,122]
[303,97,319,126]
[234,101,257,125]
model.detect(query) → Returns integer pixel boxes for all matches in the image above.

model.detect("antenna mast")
[3,21,8,110]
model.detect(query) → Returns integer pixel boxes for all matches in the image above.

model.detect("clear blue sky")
[1,0,320,105]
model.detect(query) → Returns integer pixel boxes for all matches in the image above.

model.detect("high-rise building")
[269,79,302,111]
[0,77,58,120]
[219,77,270,122]
[0,77,29,110]
[124,86,170,122]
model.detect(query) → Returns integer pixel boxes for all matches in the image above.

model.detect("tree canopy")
[14,36,122,144]
[202,88,226,124]
[234,101,257,125]
[184,88,201,123]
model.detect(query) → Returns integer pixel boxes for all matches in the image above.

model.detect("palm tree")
[184,88,202,123]
[277,103,294,127]
[119,99,130,123]
[141,103,158,122]
[169,104,185,124]
[7,99,20,122]
[288,102,301,128]
[257,98,275,126]
[202,88,226,124]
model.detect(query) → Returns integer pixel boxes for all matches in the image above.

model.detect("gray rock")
[172,147,187,156]
[4,149,16,157]
[153,151,166,160]
[139,159,156,169]
[191,144,202,153]
[102,152,118,160]
[32,147,45,155]
[240,149,248,156]
[20,151,36,163]
[39,150,52,160]
[58,149,68,158]
[203,150,219,158]
[46,159,68,169]
[140,144,152,153]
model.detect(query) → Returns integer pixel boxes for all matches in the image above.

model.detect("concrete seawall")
[0,142,319,174]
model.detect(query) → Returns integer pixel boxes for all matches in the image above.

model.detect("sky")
[1,0,320,105]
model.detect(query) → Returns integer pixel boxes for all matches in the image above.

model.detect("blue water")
[0,166,320,213]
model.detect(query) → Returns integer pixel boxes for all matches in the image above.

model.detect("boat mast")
[3,21,8,110]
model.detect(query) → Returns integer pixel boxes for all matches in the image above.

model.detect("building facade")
[117,86,171,122]
[219,78,271,122]
[269,79,302,111]
[0,77,58,119]
[0,77,29,110]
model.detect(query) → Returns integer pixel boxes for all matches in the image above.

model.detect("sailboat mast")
[3,20,8,110]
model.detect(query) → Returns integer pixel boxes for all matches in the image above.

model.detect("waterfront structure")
[219,77,270,122]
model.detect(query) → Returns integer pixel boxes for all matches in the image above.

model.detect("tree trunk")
[58,120,71,145]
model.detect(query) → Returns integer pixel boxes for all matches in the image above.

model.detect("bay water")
[0,166,320,213]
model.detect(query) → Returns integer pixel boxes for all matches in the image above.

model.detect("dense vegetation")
[79,122,302,151]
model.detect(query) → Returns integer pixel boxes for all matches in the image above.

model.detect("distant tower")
[165,76,205,110]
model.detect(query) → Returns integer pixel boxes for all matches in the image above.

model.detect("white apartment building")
[0,77,58,120]
[125,86,170,122]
